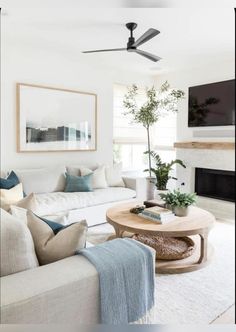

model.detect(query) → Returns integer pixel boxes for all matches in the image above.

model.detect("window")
[113,84,177,173]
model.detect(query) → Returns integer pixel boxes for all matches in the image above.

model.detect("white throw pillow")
[0,183,24,211]
[105,163,125,187]
[80,165,108,189]
[66,164,99,176]
[27,211,88,265]
[10,205,28,224]
[14,166,66,195]
[0,209,39,277]
[17,192,38,210]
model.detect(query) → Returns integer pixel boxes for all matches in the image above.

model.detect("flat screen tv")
[188,79,235,127]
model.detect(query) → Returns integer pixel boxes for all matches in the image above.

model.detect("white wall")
[154,60,235,142]
[1,30,152,171]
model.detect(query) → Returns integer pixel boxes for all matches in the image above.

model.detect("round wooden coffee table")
[106,202,215,274]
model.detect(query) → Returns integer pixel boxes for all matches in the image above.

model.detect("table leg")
[114,226,124,238]
[198,231,209,264]
[108,225,124,240]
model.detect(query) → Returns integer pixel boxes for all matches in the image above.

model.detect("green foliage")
[123,82,185,176]
[159,189,197,207]
[123,82,185,129]
[143,151,186,190]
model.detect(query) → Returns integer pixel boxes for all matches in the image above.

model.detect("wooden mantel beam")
[173,141,235,150]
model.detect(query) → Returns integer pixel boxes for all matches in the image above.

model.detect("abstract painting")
[17,83,97,152]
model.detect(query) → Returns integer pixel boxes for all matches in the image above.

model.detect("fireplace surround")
[175,141,235,220]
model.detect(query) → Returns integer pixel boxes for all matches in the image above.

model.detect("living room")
[0,1,235,328]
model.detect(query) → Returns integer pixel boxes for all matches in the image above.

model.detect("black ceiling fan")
[82,22,161,62]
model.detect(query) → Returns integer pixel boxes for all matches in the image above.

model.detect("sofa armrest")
[122,176,147,201]
[0,255,99,324]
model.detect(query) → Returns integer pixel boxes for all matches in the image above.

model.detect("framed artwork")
[16,83,97,152]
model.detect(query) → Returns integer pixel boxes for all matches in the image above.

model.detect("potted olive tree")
[123,82,185,199]
[144,150,186,199]
[159,189,197,217]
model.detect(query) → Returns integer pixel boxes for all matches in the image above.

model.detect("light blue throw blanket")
[78,238,154,324]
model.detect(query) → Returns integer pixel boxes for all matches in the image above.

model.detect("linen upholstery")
[16,192,38,210]
[0,244,155,324]
[80,165,108,189]
[14,166,66,195]
[33,187,136,216]
[0,183,24,211]
[0,209,39,277]
[66,163,99,176]
[64,173,93,192]
[105,163,125,187]
[27,211,88,265]
[0,256,99,323]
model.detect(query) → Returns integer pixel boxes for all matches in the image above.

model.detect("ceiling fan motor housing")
[126,22,137,50]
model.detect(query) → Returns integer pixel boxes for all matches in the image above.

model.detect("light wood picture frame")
[16,83,97,152]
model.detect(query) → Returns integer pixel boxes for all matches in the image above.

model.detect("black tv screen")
[188,79,235,127]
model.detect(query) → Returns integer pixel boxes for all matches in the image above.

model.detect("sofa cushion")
[14,166,66,195]
[0,171,20,189]
[80,165,108,189]
[27,211,88,265]
[0,183,24,211]
[66,163,99,176]
[15,192,38,211]
[105,163,125,187]
[0,209,39,277]
[33,187,136,216]
[64,173,93,192]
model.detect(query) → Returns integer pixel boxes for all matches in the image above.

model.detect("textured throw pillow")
[105,163,125,187]
[66,164,99,176]
[10,205,28,224]
[64,173,93,192]
[0,183,24,211]
[0,209,39,277]
[80,165,108,189]
[16,192,38,211]
[14,166,66,195]
[0,171,20,189]
[27,211,88,265]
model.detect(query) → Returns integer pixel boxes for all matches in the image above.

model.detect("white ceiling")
[1,5,235,75]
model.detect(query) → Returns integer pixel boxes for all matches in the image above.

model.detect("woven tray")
[132,234,195,260]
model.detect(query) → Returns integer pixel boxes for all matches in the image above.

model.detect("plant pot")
[165,204,173,212]
[173,206,189,217]
[154,189,169,201]
[146,177,156,200]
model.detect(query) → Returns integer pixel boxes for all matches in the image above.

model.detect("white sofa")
[1,165,153,324]
[4,165,147,226]
[1,247,155,324]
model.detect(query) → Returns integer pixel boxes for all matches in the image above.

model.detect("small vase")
[146,177,156,200]
[154,189,169,201]
[173,206,189,217]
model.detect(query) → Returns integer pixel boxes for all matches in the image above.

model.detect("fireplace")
[195,168,235,202]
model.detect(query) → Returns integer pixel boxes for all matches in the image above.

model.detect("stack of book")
[138,206,175,224]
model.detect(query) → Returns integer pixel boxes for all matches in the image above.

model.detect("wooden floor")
[211,304,235,324]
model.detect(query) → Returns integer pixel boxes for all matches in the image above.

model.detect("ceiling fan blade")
[135,49,161,62]
[132,28,160,48]
[82,48,126,53]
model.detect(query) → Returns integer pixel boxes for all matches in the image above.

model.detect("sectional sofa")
[0,165,152,323]
[2,164,146,226]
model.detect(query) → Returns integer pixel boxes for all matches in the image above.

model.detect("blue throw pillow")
[0,171,20,189]
[64,173,93,192]
[39,216,71,235]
